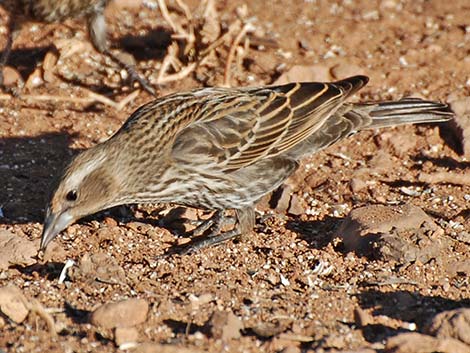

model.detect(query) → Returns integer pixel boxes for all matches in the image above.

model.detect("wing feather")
[171,76,369,171]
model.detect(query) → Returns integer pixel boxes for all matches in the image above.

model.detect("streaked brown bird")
[0,0,155,94]
[40,75,453,253]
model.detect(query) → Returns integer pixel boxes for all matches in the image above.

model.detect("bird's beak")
[40,208,74,251]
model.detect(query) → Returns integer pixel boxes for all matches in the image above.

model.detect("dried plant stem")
[223,23,252,87]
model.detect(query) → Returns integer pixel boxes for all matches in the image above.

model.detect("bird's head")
[40,147,120,251]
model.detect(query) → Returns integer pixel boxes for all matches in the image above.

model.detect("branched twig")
[223,23,253,87]
[26,298,57,337]
[155,0,257,87]
[157,63,197,84]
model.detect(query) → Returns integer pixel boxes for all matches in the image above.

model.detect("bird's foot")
[162,210,239,255]
[125,64,156,96]
[178,229,241,255]
[105,50,156,96]
[191,210,235,237]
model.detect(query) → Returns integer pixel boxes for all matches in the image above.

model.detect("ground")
[0,0,469,352]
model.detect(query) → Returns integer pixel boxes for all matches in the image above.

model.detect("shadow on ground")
[0,132,78,223]
[286,215,343,250]
[355,289,470,343]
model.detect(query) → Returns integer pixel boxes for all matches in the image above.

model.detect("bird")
[40,75,453,253]
[0,0,155,95]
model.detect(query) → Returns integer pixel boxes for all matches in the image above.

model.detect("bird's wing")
[172,76,368,171]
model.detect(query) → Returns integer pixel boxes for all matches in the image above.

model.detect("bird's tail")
[355,98,453,129]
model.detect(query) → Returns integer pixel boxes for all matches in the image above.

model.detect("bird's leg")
[88,12,156,96]
[179,207,255,254]
[191,210,235,237]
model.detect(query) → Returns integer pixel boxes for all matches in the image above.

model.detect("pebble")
[1,66,21,86]
[90,298,149,329]
[273,185,292,213]
[386,332,469,353]
[350,177,367,193]
[273,64,331,85]
[131,343,202,353]
[280,346,301,353]
[115,326,139,346]
[336,204,443,255]
[287,194,304,216]
[209,310,243,340]
[425,308,470,345]
[69,252,126,285]
[330,63,365,80]
[42,51,58,83]
[0,231,37,270]
[25,68,44,89]
[447,98,470,156]
[0,286,29,323]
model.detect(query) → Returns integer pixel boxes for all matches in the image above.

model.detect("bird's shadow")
[1,46,51,83]
[285,215,343,250]
[116,27,172,62]
[0,132,79,224]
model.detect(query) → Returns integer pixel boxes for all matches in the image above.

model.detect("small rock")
[42,51,58,83]
[272,185,292,213]
[330,63,366,80]
[68,252,126,285]
[444,259,470,277]
[209,311,243,340]
[1,66,21,86]
[25,68,44,89]
[445,98,470,156]
[0,286,29,323]
[115,326,140,346]
[113,0,144,9]
[131,343,202,353]
[425,308,470,345]
[350,178,367,193]
[279,346,301,353]
[273,64,330,85]
[0,231,38,270]
[251,320,291,338]
[189,293,214,311]
[376,131,417,158]
[385,332,469,353]
[353,307,372,327]
[336,204,444,258]
[42,242,67,263]
[95,226,120,243]
[288,195,304,216]
[90,298,149,329]
[368,150,394,173]
[305,174,327,189]
[103,217,118,227]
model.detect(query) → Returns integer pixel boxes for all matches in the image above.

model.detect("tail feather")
[357,98,453,129]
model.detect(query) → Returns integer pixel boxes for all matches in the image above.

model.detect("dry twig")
[419,172,470,186]
[223,23,253,87]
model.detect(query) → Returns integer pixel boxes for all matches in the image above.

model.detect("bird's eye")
[66,190,78,202]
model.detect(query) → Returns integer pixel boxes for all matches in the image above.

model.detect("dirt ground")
[0,0,469,352]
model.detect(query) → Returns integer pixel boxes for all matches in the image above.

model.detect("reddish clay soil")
[0,1,469,352]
